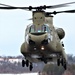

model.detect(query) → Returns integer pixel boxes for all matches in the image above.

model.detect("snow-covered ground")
[0,73,38,75]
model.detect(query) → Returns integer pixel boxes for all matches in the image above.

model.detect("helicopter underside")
[21,43,67,71]
[21,43,63,63]
[21,40,67,70]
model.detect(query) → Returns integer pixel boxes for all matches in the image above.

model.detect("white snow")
[0,73,38,75]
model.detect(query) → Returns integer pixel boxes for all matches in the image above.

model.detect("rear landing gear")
[22,59,33,71]
[61,58,67,70]
[57,57,67,70]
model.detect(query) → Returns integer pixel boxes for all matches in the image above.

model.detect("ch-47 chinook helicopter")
[0,2,75,71]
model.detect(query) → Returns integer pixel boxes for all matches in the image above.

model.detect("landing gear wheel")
[43,58,47,64]
[29,63,33,71]
[61,58,67,70]
[22,60,25,67]
[57,58,60,66]
[41,57,47,64]
[26,60,29,67]
[64,63,67,70]
[61,58,64,66]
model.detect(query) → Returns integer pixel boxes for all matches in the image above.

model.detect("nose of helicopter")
[28,33,50,45]
[30,32,45,35]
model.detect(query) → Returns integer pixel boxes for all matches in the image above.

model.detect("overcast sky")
[0,0,75,56]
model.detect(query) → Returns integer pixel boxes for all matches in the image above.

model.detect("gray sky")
[0,0,75,56]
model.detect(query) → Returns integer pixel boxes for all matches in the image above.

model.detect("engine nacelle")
[56,28,65,39]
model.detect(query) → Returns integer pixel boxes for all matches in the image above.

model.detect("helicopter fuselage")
[21,23,66,63]
[0,1,74,71]
[20,10,68,71]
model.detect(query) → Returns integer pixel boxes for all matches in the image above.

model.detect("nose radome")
[28,33,49,45]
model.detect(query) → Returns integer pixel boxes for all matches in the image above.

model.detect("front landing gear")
[57,58,61,66]
[57,57,67,70]
[22,60,25,67]
[41,56,47,64]
[29,62,33,71]
[22,59,33,71]
[26,60,29,67]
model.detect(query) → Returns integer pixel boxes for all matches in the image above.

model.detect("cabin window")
[29,24,50,33]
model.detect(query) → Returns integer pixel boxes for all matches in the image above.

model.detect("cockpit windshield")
[29,24,50,33]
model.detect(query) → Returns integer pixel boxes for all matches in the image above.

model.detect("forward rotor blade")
[46,2,75,9]
[0,1,75,10]
[0,3,18,9]
[0,7,17,9]
[0,3,14,7]
[0,2,29,10]
[25,1,75,10]
[27,1,75,10]
[0,6,30,10]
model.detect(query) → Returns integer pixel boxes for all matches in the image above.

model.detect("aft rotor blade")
[46,9,75,15]
[56,9,75,13]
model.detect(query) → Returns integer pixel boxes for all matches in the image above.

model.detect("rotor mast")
[33,11,45,26]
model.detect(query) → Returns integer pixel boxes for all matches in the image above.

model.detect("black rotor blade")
[24,1,75,10]
[46,2,75,9]
[0,7,17,9]
[26,1,75,10]
[46,9,75,15]
[0,3,29,10]
[0,6,30,10]
[0,3,14,7]
[56,9,75,13]
[0,1,75,10]
[53,10,75,15]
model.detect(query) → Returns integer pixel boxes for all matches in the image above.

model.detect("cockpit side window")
[43,25,50,33]
[29,25,35,33]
